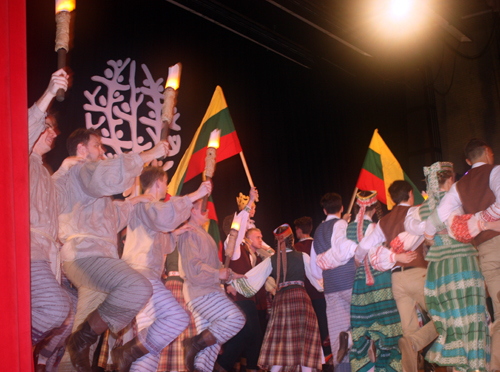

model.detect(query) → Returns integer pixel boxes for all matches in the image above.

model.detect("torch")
[224,214,242,268]
[161,63,182,142]
[55,0,75,102]
[201,129,221,213]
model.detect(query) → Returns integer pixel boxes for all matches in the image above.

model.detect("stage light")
[390,0,413,21]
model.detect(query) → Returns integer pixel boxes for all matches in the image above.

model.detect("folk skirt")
[258,286,322,371]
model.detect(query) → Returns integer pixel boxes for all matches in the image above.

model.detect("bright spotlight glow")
[390,0,413,20]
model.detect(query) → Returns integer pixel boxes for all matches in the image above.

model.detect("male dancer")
[58,128,169,371]
[357,181,437,372]
[424,138,500,371]
[29,70,76,372]
[177,200,246,372]
[311,193,357,372]
[216,187,264,372]
[112,166,212,371]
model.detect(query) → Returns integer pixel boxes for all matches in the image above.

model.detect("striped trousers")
[31,260,71,345]
[58,257,152,371]
[325,289,352,372]
[42,277,78,371]
[187,291,246,372]
[130,279,190,372]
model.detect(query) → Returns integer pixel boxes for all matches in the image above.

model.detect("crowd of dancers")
[30,70,500,372]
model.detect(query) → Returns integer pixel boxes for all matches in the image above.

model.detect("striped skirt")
[157,279,196,372]
[350,265,403,372]
[258,286,322,371]
[424,255,490,372]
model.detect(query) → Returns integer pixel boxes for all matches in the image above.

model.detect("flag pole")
[347,187,359,215]
[239,151,254,188]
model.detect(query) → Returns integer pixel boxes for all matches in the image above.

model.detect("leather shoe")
[337,331,349,363]
[111,337,149,372]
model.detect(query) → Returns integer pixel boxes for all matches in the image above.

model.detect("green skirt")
[350,264,403,372]
[424,255,490,372]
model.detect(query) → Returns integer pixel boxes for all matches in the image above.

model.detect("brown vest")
[456,164,500,246]
[379,205,428,269]
[228,243,266,304]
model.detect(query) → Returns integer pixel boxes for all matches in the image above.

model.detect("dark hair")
[464,138,489,162]
[45,114,58,129]
[437,170,454,187]
[274,225,294,249]
[388,180,413,205]
[353,191,382,222]
[245,228,261,239]
[294,216,313,235]
[66,128,100,156]
[321,193,343,214]
[140,166,167,191]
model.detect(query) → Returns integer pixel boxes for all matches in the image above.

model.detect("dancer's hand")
[226,285,237,296]
[395,251,417,264]
[128,194,154,206]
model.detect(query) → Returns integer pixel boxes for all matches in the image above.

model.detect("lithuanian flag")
[168,86,242,249]
[356,129,424,210]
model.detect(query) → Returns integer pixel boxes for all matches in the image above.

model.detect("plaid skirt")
[350,265,403,372]
[424,255,490,372]
[258,286,322,371]
[157,278,196,372]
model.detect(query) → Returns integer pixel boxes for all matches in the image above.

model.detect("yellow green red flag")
[356,129,424,210]
[168,86,242,250]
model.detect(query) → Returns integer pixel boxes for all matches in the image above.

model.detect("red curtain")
[0,0,33,369]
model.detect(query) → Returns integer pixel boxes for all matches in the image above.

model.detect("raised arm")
[29,69,68,152]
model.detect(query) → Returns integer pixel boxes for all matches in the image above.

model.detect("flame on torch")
[56,0,75,13]
[208,129,221,149]
[165,63,182,90]
[230,219,241,232]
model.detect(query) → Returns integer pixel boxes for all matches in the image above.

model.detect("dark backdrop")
[27,0,414,244]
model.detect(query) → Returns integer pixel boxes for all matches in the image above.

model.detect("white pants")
[325,289,352,370]
[31,260,71,344]
[187,292,245,372]
[130,279,190,372]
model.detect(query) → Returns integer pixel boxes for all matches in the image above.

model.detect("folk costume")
[357,197,437,372]
[57,153,152,371]
[29,104,71,346]
[157,249,197,372]
[413,162,490,371]
[294,236,331,357]
[424,160,500,370]
[232,224,324,372]
[310,212,358,372]
[111,196,194,371]
[177,221,245,372]
[217,216,267,372]
[348,191,403,372]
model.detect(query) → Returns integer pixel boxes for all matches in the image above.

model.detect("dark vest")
[165,248,183,283]
[313,218,356,293]
[228,244,260,302]
[456,164,500,246]
[270,250,306,291]
[379,205,427,269]
[294,239,324,300]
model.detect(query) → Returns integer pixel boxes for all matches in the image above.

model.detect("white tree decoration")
[84,58,181,170]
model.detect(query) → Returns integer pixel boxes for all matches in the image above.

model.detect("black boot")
[66,310,108,372]
[111,337,149,372]
[183,329,217,371]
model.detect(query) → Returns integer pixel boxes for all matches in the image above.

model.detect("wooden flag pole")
[347,187,359,215]
[239,151,255,187]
